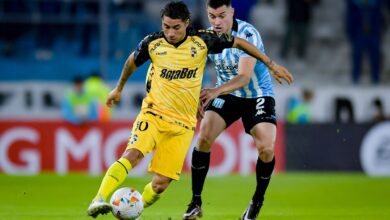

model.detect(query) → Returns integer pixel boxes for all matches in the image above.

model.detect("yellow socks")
[142,182,163,208]
[93,157,165,209]
[94,157,132,201]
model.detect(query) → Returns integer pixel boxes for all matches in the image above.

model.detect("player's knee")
[197,134,213,151]
[122,149,144,167]
[258,146,274,162]
[255,136,275,159]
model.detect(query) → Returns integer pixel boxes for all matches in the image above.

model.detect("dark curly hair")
[161,1,191,21]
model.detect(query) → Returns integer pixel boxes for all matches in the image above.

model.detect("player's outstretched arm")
[106,53,138,108]
[233,37,294,85]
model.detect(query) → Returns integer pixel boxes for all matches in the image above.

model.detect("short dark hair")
[72,75,84,84]
[207,0,232,9]
[373,98,383,108]
[161,1,191,21]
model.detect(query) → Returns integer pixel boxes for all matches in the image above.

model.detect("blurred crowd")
[0,0,390,123]
[0,0,149,58]
[1,0,389,84]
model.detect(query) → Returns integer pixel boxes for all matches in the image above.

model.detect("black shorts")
[206,94,276,133]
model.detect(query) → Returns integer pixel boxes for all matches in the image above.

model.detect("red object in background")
[0,120,285,175]
[275,122,285,172]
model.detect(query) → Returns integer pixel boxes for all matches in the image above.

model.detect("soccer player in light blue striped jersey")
[183,1,293,220]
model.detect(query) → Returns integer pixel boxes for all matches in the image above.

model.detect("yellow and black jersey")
[133,28,235,128]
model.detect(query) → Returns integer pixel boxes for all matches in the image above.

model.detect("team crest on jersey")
[245,31,253,39]
[128,133,138,145]
[191,47,197,57]
[212,98,225,109]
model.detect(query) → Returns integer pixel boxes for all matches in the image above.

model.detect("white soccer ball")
[110,187,144,220]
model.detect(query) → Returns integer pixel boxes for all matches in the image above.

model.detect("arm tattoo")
[266,59,274,69]
[116,59,132,91]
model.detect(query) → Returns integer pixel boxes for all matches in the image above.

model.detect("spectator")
[287,88,314,124]
[280,0,319,60]
[371,97,386,122]
[334,97,355,123]
[346,0,387,85]
[61,76,98,125]
[84,72,112,122]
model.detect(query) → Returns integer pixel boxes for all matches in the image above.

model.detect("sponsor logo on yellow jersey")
[160,68,198,80]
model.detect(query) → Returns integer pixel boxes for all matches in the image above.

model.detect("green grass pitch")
[0,172,389,220]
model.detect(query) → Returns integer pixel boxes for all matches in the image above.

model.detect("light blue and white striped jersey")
[208,19,274,98]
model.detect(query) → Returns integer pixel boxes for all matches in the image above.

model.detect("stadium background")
[1,0,390,219]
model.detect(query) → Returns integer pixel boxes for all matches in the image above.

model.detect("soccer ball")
[110,187,144,220]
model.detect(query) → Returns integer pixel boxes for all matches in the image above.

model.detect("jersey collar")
[163,31,189,48]
[232,18,238,33]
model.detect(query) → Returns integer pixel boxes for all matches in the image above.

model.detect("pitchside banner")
[284,122,390,176]
[0,120,285,175]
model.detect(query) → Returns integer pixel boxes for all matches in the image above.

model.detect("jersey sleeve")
[197,30,235,54]
[238,25,265,58]
[134,33,159,67]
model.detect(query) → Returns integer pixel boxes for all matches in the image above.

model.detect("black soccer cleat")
[240,200,262,220]
[183,201,203,220]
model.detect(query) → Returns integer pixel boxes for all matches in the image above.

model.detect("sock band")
[116,161,128,174]
[117,157,132,174]
[95,157,132,201]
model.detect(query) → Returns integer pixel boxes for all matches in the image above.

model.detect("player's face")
[162,16,189,44]
[207,5,234,33]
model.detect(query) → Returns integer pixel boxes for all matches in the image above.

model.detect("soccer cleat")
[183,201,203,220]
[240,200,262,220]
[86,197,112,218]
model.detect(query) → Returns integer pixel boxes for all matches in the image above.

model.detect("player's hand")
[197,96,207,120]
[198,88,219,120]
[106,88,121,108]
[269,62,294,85]
[200,88,219,108]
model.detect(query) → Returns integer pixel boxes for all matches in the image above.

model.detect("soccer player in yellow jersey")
[87,1,292,218]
